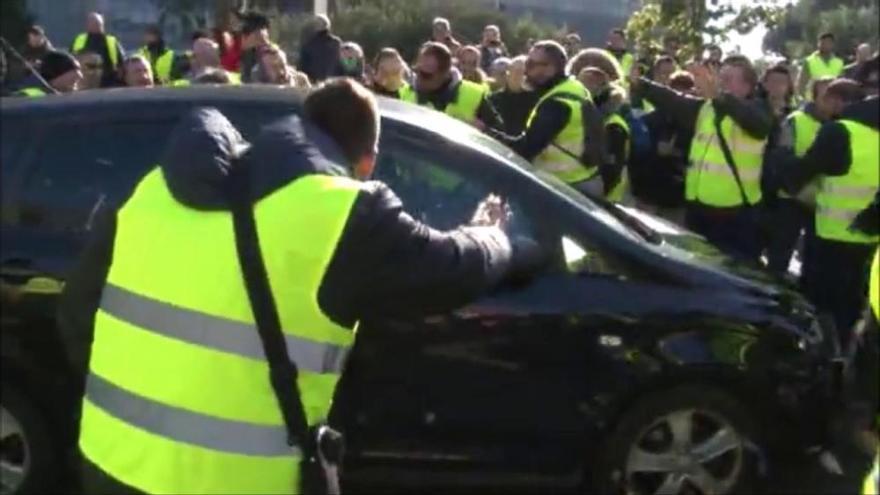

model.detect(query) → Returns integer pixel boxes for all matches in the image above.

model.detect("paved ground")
[342,448,874,494]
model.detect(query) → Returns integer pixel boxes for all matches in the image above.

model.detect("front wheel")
[594,385,759,495]
[1,385,57,495]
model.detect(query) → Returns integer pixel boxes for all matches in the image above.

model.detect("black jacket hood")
[840,96,879,131]
[160,107,351,211]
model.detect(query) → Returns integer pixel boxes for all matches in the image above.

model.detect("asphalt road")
[341,448,874,494]
[53,448,871,494]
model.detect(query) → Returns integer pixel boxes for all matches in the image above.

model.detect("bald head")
[86,12,104,34]
[192,38,220,72]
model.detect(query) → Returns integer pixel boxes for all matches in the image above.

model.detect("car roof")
[1,84,457,128]
[2,85,303,110]
[1,84,531,177]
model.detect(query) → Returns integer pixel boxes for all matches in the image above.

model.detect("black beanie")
[40,51,78,82]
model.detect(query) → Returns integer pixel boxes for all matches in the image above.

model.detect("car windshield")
[450,117,657,243]
[380,99,657,242]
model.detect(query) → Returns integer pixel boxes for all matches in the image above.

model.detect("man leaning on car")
[57,78,543,494]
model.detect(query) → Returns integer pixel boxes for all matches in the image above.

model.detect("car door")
[339,122,648,475]
[3,110,179,352]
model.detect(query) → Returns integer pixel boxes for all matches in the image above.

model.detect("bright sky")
[714,0,774,60]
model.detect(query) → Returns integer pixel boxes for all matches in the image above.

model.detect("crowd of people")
[2,9,880,344]
[2,8,879,495]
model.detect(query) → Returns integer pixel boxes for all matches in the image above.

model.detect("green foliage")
[763,0,880,59]
[626,0,785,62]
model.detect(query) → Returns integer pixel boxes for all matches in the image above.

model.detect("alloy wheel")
[0,405,30,495]
[624,408,745,495]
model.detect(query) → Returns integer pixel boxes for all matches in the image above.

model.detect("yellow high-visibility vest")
[72,32,120,69]
[780,109,822,200]
[16,87,47,97]
[686,101,766,207]
[814,120,880,244]
[138,46,175,83]
[78,167,360,493]
[526,77,595,184]
[605,112,631,202]
[400,80,485,123]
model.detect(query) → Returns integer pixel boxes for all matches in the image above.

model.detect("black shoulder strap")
[226,166,313,455]
[543,92,601,180]
[712,106,752,206]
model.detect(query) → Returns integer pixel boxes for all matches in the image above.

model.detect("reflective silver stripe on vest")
[100,284,349,374]
[697,160,762,181]
[820,183,878,198]
[817,205,863,222]
[86,373,298,457]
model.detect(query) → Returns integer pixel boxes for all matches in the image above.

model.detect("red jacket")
[219,31,242,72]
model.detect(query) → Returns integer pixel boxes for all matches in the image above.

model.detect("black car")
[1,87,839,495]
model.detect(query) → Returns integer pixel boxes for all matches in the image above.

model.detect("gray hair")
[341,42,364,59]
[315,14,331,31]
[491,57,512,72]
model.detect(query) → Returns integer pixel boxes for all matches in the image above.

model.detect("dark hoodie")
[299,29,343,83]
[773,96,880,196]
[58,108,522,377]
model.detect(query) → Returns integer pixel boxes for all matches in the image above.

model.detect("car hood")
[618,207,823,342]
[619,207,804,297]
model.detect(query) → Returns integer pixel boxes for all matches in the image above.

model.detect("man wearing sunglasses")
[401,42,502,131]
[490,40,605,196]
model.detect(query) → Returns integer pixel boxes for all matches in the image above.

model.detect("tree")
[763,0,880,60]
[625,0,786,63]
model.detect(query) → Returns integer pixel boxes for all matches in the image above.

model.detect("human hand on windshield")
[470,194,510,229]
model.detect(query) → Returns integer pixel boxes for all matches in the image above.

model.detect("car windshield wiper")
[585,192,662,244]
[611,204,663,244]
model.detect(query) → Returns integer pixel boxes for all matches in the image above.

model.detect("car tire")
[593,385,759,495]
[1,385,57,495]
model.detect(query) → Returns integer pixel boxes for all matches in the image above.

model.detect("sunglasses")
[525,59,551,69]
[84,63,103,70]
[417,69,438,80]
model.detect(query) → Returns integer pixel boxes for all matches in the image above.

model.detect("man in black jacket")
[490,41,605,195]
[406,42,503,131]
[299,14,342,84]
[61,78,540,493]
[629,57,774,260]
[490,55,539,136]
[635,71,696,224]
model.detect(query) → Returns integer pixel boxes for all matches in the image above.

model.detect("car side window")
[1,118,28,186]
[220,105,299,140]
[19,119,176,232]
[1,118,31,224]
[374,135,535,237]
